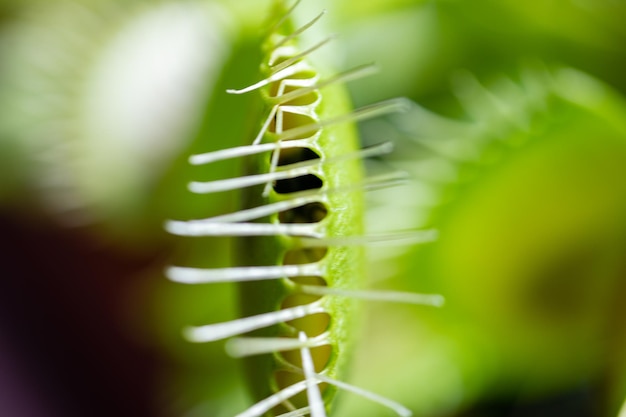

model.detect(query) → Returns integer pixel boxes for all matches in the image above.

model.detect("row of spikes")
[165,2,443,416]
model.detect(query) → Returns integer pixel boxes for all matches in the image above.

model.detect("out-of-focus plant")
[1,1,625,417]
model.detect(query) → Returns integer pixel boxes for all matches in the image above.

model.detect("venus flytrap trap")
[1,1,625,416]
[166,1,443,416]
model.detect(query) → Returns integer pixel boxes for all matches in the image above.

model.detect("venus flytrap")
[1,1,624,416]
[166,1,443,416]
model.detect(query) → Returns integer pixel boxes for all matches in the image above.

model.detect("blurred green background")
[1,1,625,417]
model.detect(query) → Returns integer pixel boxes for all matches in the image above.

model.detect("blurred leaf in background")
[0,0,269,416]
[341,1,626,416]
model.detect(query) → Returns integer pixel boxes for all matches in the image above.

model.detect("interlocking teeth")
[176,171,403,226]
[236,357,414,417]
[313,374,413,417]
[276,99,409,141]
[164,2,445,416]
[185,142,393,195]
[270,64,378,104]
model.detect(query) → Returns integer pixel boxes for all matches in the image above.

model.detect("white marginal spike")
[187,163,318,194]
[263,140,283,197]
[227,60,310,94]
[276,407,311,417]
[299,285,445,307]
[295,229,439,248]
[271,8,327,52]
[184,302,325,343]
[361,171,410,191]
[189,140,309,165]
[299,332,327,417]
[267,0,302,36]
[270,35,336,74]
[253,104,279,145]
[355,141,395,158]
[166,263,323,284]
[235,380,310,417]
[197,194,323,223]
[181,171,408,225]
[274,141,392,168]
[165,220,322,238]
[177,213,440,241]
[314,374,412,417]
[226,332,330,357]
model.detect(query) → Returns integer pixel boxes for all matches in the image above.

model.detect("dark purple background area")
[0,209,167,417]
